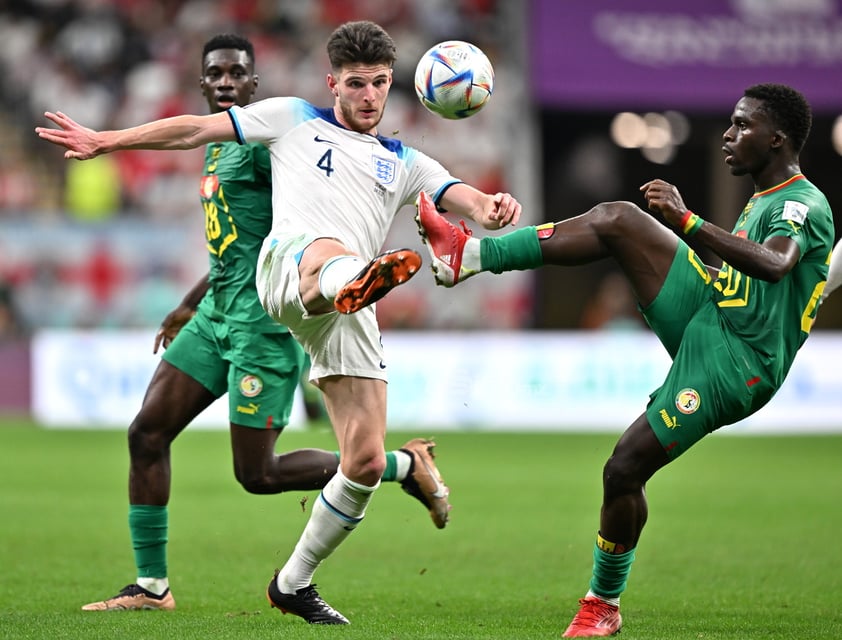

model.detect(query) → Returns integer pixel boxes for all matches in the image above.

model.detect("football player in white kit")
[37,20,521,624]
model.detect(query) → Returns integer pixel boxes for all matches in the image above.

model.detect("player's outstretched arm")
[35,111,235,160]
[641,178,799,282]
[439,183,521,229]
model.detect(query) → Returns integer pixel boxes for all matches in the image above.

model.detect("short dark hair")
[326,21,396,71]
[202,34,255,65]
[744,83,812,154]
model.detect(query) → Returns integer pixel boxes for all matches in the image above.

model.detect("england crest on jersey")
[372,155,396,185]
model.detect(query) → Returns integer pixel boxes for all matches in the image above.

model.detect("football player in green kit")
[416,83,833,637]
[80,34,450,612]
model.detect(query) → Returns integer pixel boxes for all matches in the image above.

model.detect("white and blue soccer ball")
[413,41,494,120]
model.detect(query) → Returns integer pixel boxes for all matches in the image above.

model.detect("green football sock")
[129,504,168,579]
[589,540,636,599]
[382,451,398,482]
[333,450,401,482]
[480,226,544,274]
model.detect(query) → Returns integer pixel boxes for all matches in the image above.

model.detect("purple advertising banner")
[531,0,842,113]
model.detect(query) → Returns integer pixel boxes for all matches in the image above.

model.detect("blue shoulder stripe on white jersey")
[227,109,245,144]
[377,135,408,158]
[312,105,340,125]
[287,98,324,126]
[435,180,464,205]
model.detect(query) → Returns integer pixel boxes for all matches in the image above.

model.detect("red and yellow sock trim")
[596,533,629,555]
[536,222,556,240]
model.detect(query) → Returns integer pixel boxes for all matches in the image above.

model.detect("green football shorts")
[162,308,305,429]
[641,242,777,459]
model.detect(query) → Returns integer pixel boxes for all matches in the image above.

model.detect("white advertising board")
[32,330,842,433]
[30,330,307,429]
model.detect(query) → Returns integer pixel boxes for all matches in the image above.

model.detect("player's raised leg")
[415,190,542,287]
[418,194,678,311]
[295,237,422,316]
[333,249,422,314]
[415,190,476,286]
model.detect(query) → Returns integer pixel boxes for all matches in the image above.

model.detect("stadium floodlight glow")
[832,115,842,156]
[664,110,691,145]
[610,112,647,148]
[610,110,689,164]
[641,144,676,165]
[642,112,672,150]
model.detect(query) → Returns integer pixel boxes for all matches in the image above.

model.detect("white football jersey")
[228,97,460,258]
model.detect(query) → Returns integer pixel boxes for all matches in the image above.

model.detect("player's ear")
[771,129,787,150]
[327,73,339,97]
[252,73,259,93]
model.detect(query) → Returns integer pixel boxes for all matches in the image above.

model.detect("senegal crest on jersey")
[372,155,396,185]
[675,388,700,414]
[239,374,263,398]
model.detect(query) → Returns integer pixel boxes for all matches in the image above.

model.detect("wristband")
[681,211,704,236]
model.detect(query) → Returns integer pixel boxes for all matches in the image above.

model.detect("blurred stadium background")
[1,0,841,429]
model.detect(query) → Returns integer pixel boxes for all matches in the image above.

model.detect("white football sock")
[461,237,482,274]
[393,450,412,482]
[318,255,366,301]
[276,468,379,593]
[586,589,620,607]
[137,577,169,595]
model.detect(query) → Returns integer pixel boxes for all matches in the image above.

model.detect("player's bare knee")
[127,420,170,459]
[236,470,276,494]
[602,451,644,496]
[589,201,644,233]
[341,456,386,487]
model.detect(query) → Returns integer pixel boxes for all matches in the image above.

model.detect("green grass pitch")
[1,419,841,639]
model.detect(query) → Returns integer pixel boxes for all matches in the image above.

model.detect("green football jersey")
[196,141,285,333]
[714,174,834,385]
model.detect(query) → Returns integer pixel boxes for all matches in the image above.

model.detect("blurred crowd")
[0,0,527,332]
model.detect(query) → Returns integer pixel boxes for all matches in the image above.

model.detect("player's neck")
[753,162,801,192]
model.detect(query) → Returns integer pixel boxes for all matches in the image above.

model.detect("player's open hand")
[35,112,102,160]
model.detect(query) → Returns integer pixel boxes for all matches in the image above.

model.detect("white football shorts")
[256,232,387,382]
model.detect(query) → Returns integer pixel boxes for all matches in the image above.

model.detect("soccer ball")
[413,41,494,120]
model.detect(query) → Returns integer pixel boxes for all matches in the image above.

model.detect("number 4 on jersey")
[317,149,334,177]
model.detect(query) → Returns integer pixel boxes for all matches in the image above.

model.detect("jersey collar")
[754,173,804,197]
